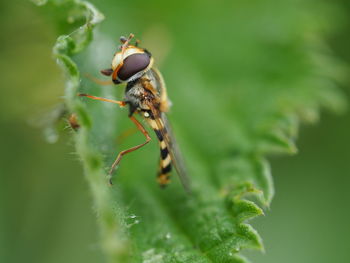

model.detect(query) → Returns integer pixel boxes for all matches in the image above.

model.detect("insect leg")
[78,93,126,107]
[108,115,151,185]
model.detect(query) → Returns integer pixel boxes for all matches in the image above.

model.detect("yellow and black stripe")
[158,139,172,187]
[144,110,172,187]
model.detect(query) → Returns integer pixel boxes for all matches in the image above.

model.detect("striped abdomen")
[144,111,172,187]
[157,135,172,187]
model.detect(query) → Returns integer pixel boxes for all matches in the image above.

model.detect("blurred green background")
[1,0,349,262]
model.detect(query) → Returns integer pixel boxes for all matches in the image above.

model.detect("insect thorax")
[124,69,161,115]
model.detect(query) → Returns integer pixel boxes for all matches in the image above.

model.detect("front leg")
[78,93,126,107]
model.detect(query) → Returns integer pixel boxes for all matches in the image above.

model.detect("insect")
[79,33,190,191]
[68,113,80,131]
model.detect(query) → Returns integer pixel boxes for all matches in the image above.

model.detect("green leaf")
[35,0,347,262]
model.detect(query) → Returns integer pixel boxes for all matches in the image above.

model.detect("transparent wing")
[150,68,170,112]
[148,103,191,193]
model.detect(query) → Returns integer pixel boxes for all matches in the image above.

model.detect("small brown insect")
[79,34,189,191]
[68,113,80,131]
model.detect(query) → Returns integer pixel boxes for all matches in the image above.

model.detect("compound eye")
[117,53,151,81]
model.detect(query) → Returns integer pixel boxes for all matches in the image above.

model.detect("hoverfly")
[79,34,190,191]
